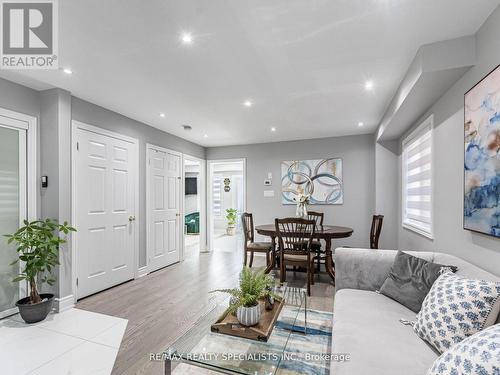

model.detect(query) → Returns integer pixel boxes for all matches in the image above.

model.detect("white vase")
[296,202,308,218]
[236,304,261,326]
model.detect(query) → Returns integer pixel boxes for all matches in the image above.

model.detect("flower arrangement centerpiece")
[293,193,310,218]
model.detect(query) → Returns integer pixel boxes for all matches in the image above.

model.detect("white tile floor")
[0,308,127,375]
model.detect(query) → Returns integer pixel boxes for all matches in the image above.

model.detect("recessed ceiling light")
[358,122,364,127]
[159,113,165,118]
[271,127,276,132]
[181,32,193,45]
[63,68,72,75]
[203,134,208,138]
[364,80,374,91]
[243,100,253,107]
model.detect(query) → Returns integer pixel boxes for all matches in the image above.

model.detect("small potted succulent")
[212,267,280,326]
[225,208,238,236]
[5,219,76,324]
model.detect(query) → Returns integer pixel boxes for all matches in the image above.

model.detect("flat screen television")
[185,177,197,195]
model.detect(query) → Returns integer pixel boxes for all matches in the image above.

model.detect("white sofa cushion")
[331,289,438,375]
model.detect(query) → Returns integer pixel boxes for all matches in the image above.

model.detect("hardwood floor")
[77,249,335,375]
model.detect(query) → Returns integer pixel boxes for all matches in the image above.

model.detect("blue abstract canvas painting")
[464,64,500,237]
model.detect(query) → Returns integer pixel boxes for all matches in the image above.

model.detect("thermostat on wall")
[264,179,272,186]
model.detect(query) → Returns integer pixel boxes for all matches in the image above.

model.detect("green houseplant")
[226,208,238,236]
[211,267,280,326]
[5,219,76,323]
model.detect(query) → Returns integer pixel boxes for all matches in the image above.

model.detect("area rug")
[172,306,332,375]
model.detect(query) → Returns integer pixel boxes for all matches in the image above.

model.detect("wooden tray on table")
[210,298,284,342]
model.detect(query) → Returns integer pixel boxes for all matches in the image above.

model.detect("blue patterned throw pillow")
[414,272,500,353]
[427,323,500,375]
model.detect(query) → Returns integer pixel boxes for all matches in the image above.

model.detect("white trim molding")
[54,294,75,312]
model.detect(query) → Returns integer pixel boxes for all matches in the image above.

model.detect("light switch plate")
[264,190,274,197]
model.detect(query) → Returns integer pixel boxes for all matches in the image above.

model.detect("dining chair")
[242,212,273,267]
[307,211,325,271]
[275,217,316,296]
[370,215,384,249]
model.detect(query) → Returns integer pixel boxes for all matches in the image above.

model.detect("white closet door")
[147,146,181,272]
[0,125,25,318]
[75,125,138,298]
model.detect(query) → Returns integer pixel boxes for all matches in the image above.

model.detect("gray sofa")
[331,248,500,375]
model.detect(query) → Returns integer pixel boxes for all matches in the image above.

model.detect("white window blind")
[402,116,433,238]
[212,175,222,217]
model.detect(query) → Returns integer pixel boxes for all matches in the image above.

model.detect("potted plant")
[5,219,76,324]
[211,267,280,326]
[226,208,238,236]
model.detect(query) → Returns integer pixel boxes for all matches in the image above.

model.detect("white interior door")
[147,145,181,272]
[74,123,138,299]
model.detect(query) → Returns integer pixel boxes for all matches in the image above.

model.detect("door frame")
[207,158,246,252]
[145,144,182,272]
[71,121,139,301]
[0,107,37,319]
[181,154,207,258]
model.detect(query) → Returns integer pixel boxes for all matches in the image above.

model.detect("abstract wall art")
[281,158,343,205]
[464,64,500,238]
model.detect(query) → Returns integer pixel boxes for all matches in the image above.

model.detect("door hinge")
[76,278,79,287]
[76,142,79,151]
[148,158,151,165]
[177,176,181,180]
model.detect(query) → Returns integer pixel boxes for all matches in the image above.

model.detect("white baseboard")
[54,294,75,312]
[137,266,149,278]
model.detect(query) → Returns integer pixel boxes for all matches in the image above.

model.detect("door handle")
[176,213,180,217]
[129,215,136,222]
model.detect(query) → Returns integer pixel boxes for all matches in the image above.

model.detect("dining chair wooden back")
[307,211,324,229]
[306,211,324,271]
[242,212,254,244]
[370,215,384,249]
[242,212,273,268]
[275,217,315,254]
[275,217,316,295]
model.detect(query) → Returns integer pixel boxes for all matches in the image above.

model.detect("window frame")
[401,114,434,239]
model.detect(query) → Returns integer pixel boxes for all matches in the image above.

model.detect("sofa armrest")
[334,248,399,292]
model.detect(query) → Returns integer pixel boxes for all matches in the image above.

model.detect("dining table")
[255,224,354,282]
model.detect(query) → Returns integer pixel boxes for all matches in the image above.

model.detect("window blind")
[402,119,433,237]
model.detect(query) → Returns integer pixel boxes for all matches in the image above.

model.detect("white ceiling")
[1,0,499,147]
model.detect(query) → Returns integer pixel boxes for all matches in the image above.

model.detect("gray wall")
[207,134,376,248]
[71,97,205,268]
[375,140,399,249]
[395,6,500,276]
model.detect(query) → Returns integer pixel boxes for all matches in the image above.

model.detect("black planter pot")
[16,293,54,324]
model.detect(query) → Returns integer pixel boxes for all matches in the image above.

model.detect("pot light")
[181,33,193,45]
[271,127,276,132]
[159,113,165,118]
[63,68,72,75]
[203,134,208,138]
[243,100,253,107]
[358,122,364,127]
[364,80,374,91]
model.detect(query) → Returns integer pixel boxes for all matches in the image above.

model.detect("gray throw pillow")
[379,251,457,313]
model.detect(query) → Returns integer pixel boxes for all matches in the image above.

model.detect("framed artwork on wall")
[464,63,500,238]
[281,158,343,205]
